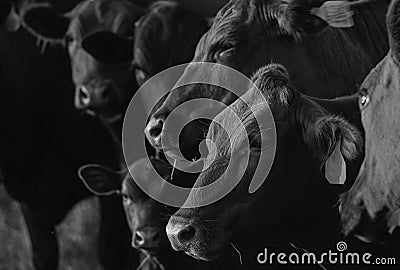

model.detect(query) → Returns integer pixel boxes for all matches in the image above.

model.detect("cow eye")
[216,47,236,62]
[358,88,370,109]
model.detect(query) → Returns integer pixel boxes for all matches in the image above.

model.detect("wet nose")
[75,85,91,109]
[74,85,112,110]
[166,218,197,251]
[132,227,161,249]
[145,116,165,148]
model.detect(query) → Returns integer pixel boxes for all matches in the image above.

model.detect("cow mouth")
[140,247,160,256]
[185,248,220,261]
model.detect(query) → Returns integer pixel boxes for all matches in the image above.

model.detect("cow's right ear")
[78,164,123,196]
[276,0,328,35]
[82,31,134,66]
[22,3,70,40]
[299,101,362,183]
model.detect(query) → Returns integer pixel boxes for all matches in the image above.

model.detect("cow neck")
[99,115,124,166]
[283,159,343,255]
[277,99,344,253]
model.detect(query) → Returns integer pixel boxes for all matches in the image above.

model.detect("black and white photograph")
[0,0,399,269]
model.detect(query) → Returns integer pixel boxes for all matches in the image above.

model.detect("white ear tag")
[325,144,346,185]
[311,1,354,28]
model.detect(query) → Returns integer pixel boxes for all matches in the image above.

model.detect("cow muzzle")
[74,84,113,112]
[166,216,197,251]
[132,227,162,252]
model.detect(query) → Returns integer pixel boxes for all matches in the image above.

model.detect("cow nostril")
[79,86,90,106]
[149,119,164,138]
[134,231,145,246]
[177,225,196,244]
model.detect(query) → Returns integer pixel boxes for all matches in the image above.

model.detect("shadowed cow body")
[0,1,146,269]
[79,158,241,270]
[0,10,140,270]
[13,1,211,269]
[166,64,366,268]
[341,0,400,244]
[145,0,389,159]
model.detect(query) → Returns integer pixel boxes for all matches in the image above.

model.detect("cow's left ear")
[22,3,71,40]
[78,164,124,196]
[82,31,134,66]
[301,110,362,183]
[276,0,328,35]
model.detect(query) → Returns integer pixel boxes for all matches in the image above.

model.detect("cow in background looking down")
[79,158,241,270]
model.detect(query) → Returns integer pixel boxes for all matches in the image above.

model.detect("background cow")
[166,63,365,268]
[21,0,144,123]
[22,0,209,160]
[145,0,389,160]
[0,0,143,269]
[341,0,400,244]
[79,158,241,269]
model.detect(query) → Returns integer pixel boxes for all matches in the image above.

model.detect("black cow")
[166,64,366,268]
[341,0,400,244]
[0,5,138,270]
[21,0,208,160]
[79,158,240,269]
[145,0,389,160]
[133,0,208,87]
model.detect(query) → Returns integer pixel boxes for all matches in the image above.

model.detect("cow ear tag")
[311,1,354,28]
[325,143,346,185]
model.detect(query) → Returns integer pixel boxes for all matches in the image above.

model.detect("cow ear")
[387,0,400,62]
[78,164,123,196]
[82,31,134,66]
[276,0,328,35]
[301,109,362,183]
[1,5,21,32]
[22,3,70,40]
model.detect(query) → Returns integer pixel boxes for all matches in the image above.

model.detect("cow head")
[21,0,144,121]
[145,0,376,159]
[340,0,400,243]
[133,0,208,87]
[79,158,197,260]
[166,64,362,261]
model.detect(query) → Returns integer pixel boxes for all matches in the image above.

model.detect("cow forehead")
[68,0,141,41]
[207,85,269,157]
[204,0,282,43]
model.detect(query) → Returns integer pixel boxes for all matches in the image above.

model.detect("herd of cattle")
[0,0,400,269]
